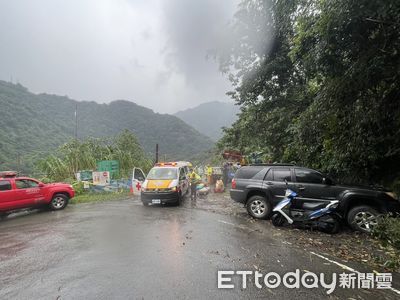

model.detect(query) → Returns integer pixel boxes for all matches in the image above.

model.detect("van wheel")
[347,206,380,233]
[49,194,69,210]
[175,193,182,206]
[246,195,271,219]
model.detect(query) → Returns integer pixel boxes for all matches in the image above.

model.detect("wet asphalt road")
[0,197,398,299]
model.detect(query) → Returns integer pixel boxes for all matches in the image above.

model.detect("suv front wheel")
[246,195,271,219]
[347,206,380,233]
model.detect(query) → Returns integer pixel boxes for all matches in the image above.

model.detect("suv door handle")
[298,185,305,191]
[265,181,273,185]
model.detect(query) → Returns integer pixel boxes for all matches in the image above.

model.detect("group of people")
[187,162,238,200]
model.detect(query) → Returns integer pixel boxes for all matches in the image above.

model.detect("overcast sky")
[0,0,238,113]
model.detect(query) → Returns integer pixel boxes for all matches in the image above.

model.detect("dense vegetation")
[0,81,213,174]
[38,130,152,181]
[218,0,400,186]
[175,101,239,141]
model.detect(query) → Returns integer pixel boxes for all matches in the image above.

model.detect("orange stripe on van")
[147,180,172,189]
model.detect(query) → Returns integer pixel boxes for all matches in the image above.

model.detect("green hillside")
[0,81,213,173]
[174,101,239,141]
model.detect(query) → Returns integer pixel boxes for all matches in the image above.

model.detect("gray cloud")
[0,0,239,113]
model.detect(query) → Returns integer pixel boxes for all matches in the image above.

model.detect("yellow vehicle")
[140,162,191,206]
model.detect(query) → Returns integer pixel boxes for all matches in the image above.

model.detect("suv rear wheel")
[347,206,380,233]
[246,195,271,219]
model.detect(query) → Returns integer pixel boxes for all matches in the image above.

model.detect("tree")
[218,0,400,185]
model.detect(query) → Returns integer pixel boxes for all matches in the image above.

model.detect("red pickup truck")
[0,171,75,217]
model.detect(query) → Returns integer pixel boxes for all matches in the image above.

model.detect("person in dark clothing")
[222,163,229,186]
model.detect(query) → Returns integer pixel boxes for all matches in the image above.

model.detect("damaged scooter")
[271,185,341,234]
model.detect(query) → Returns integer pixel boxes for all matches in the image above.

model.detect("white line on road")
[310,251,400,295]
[217,220,236,226]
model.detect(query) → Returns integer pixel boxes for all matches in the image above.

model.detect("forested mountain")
[174,101,239,141]
[0,81,213,173]
[217,0,400,186]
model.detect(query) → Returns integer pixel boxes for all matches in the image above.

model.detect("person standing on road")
[222,162,229,186]
[189,168,200,200]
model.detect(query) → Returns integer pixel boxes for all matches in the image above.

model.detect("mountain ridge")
[174,101,239,141]
[0,81,213,172]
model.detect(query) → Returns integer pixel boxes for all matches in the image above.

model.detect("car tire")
[49,194,69,210]
[347,206,380,233]
[0,212,8,220]
[246,195,271,219]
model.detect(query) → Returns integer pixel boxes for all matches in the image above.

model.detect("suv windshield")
[147,168,178,180]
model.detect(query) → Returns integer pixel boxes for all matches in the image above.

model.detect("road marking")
[217,220,236,226]
[310,251,400,295]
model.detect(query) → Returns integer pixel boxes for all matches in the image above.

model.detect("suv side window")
[264,169,273,181]
[273,168,292,182]
[235,166,265,179]
[0,180,11,191]
[295,168,323,184]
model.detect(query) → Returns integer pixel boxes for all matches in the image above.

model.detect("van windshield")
[147,168,178,180]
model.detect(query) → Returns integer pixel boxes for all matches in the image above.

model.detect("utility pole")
[74,103,78,140]
[155,144,159,163]
[16,152,20,175]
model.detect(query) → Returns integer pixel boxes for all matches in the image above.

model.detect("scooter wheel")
[271,213,285,227]
[319,216,341,234]
[327,220,341,234]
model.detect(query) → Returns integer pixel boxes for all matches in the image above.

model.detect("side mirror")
[38,183,45,188]
[323,178,333,185]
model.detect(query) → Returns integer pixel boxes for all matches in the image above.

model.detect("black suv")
[230,164,400,232]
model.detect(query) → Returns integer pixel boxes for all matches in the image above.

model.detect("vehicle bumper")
[230,189,246,204]
[141,191,180,205]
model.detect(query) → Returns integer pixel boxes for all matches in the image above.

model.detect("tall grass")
[37,130,152,181]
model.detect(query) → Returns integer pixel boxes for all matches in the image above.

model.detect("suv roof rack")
[249,163,295,166]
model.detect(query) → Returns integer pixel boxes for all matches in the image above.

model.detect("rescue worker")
[189,168,201,200]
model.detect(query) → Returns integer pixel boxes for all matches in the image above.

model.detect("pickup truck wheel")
[49,194,69,210]
[347,206,380,233]
[246,195,271,219]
